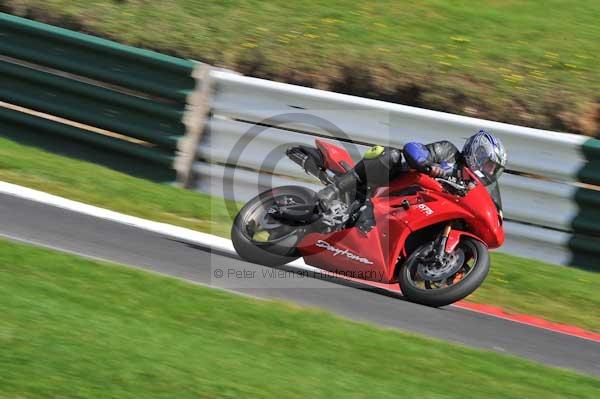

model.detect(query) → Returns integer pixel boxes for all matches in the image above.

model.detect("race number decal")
[417,204,434,216]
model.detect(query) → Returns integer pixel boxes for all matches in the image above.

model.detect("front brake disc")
[417,249,465,281]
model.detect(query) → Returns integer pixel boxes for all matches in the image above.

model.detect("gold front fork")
[442,224,452,239]
[436,224,453,259]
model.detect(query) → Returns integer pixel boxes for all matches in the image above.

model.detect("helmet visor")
[481,158,505,181]
[472,146,505,183]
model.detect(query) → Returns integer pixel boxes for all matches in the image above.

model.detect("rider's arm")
[403,142,439,175]
[404,141,459,178]
[426,140,461,178]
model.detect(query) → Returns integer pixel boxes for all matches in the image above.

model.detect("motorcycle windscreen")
[485,179,502,212]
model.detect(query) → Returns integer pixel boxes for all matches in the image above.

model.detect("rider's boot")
[315,171,364,229]
[316,145,404,231]
[355,199,376,234]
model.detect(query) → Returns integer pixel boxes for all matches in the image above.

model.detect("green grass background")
[4,0,600,132]
[2,239,599,398]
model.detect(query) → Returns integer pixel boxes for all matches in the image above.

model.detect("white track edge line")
[0,181,321,275]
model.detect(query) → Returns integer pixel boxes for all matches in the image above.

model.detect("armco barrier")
[1,12,599,269]
[200,70,600,269]
[209,70,591,181]
[0,12,196,181]
[0,13,193,100]
[0,107,174,166]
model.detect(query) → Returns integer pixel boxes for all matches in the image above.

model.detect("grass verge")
[1,135,600,332]
[0,136,235,237]
[3,0,600,134]
[1,238,599,398]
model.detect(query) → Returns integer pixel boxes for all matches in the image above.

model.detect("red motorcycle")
[232,139,504,307]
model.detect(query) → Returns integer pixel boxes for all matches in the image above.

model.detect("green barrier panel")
[0,61,183,149]
[572,138,600,253]
[0,12,195,101]
[583,138,600,158]
[579,139,600,186]
[0,107,174,167]
[0,127,175,183]
[570,139,600,267]
[572,186,600,236]
[0,61,183,121]
[569,234,600,271]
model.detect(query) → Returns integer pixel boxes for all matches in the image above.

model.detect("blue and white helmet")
[462,130,507,184]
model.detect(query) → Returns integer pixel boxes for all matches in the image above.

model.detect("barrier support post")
[175,63,212,188]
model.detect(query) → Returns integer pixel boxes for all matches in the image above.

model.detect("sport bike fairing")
[232,139,505,307]
[297,170,503,284]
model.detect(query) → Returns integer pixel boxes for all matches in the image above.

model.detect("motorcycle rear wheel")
[398,237,490,307]
[231,186,316,267]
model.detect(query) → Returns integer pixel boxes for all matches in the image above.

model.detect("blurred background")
[2,0,599,136]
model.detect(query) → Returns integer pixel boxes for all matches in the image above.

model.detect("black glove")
[423,165,451,178]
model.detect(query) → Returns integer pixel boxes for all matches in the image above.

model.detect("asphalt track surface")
[1,193,599,376]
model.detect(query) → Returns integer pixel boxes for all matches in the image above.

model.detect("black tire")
[398,237,490,307]
[231,186,316,267]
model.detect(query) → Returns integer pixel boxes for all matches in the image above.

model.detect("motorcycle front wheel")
[398,237,490,307]
[231,186,316,267]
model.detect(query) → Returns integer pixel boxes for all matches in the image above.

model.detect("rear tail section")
[315,139,354,174]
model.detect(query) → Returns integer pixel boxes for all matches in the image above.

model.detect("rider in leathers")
[287,130,507,233]
[324,141,461,232]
